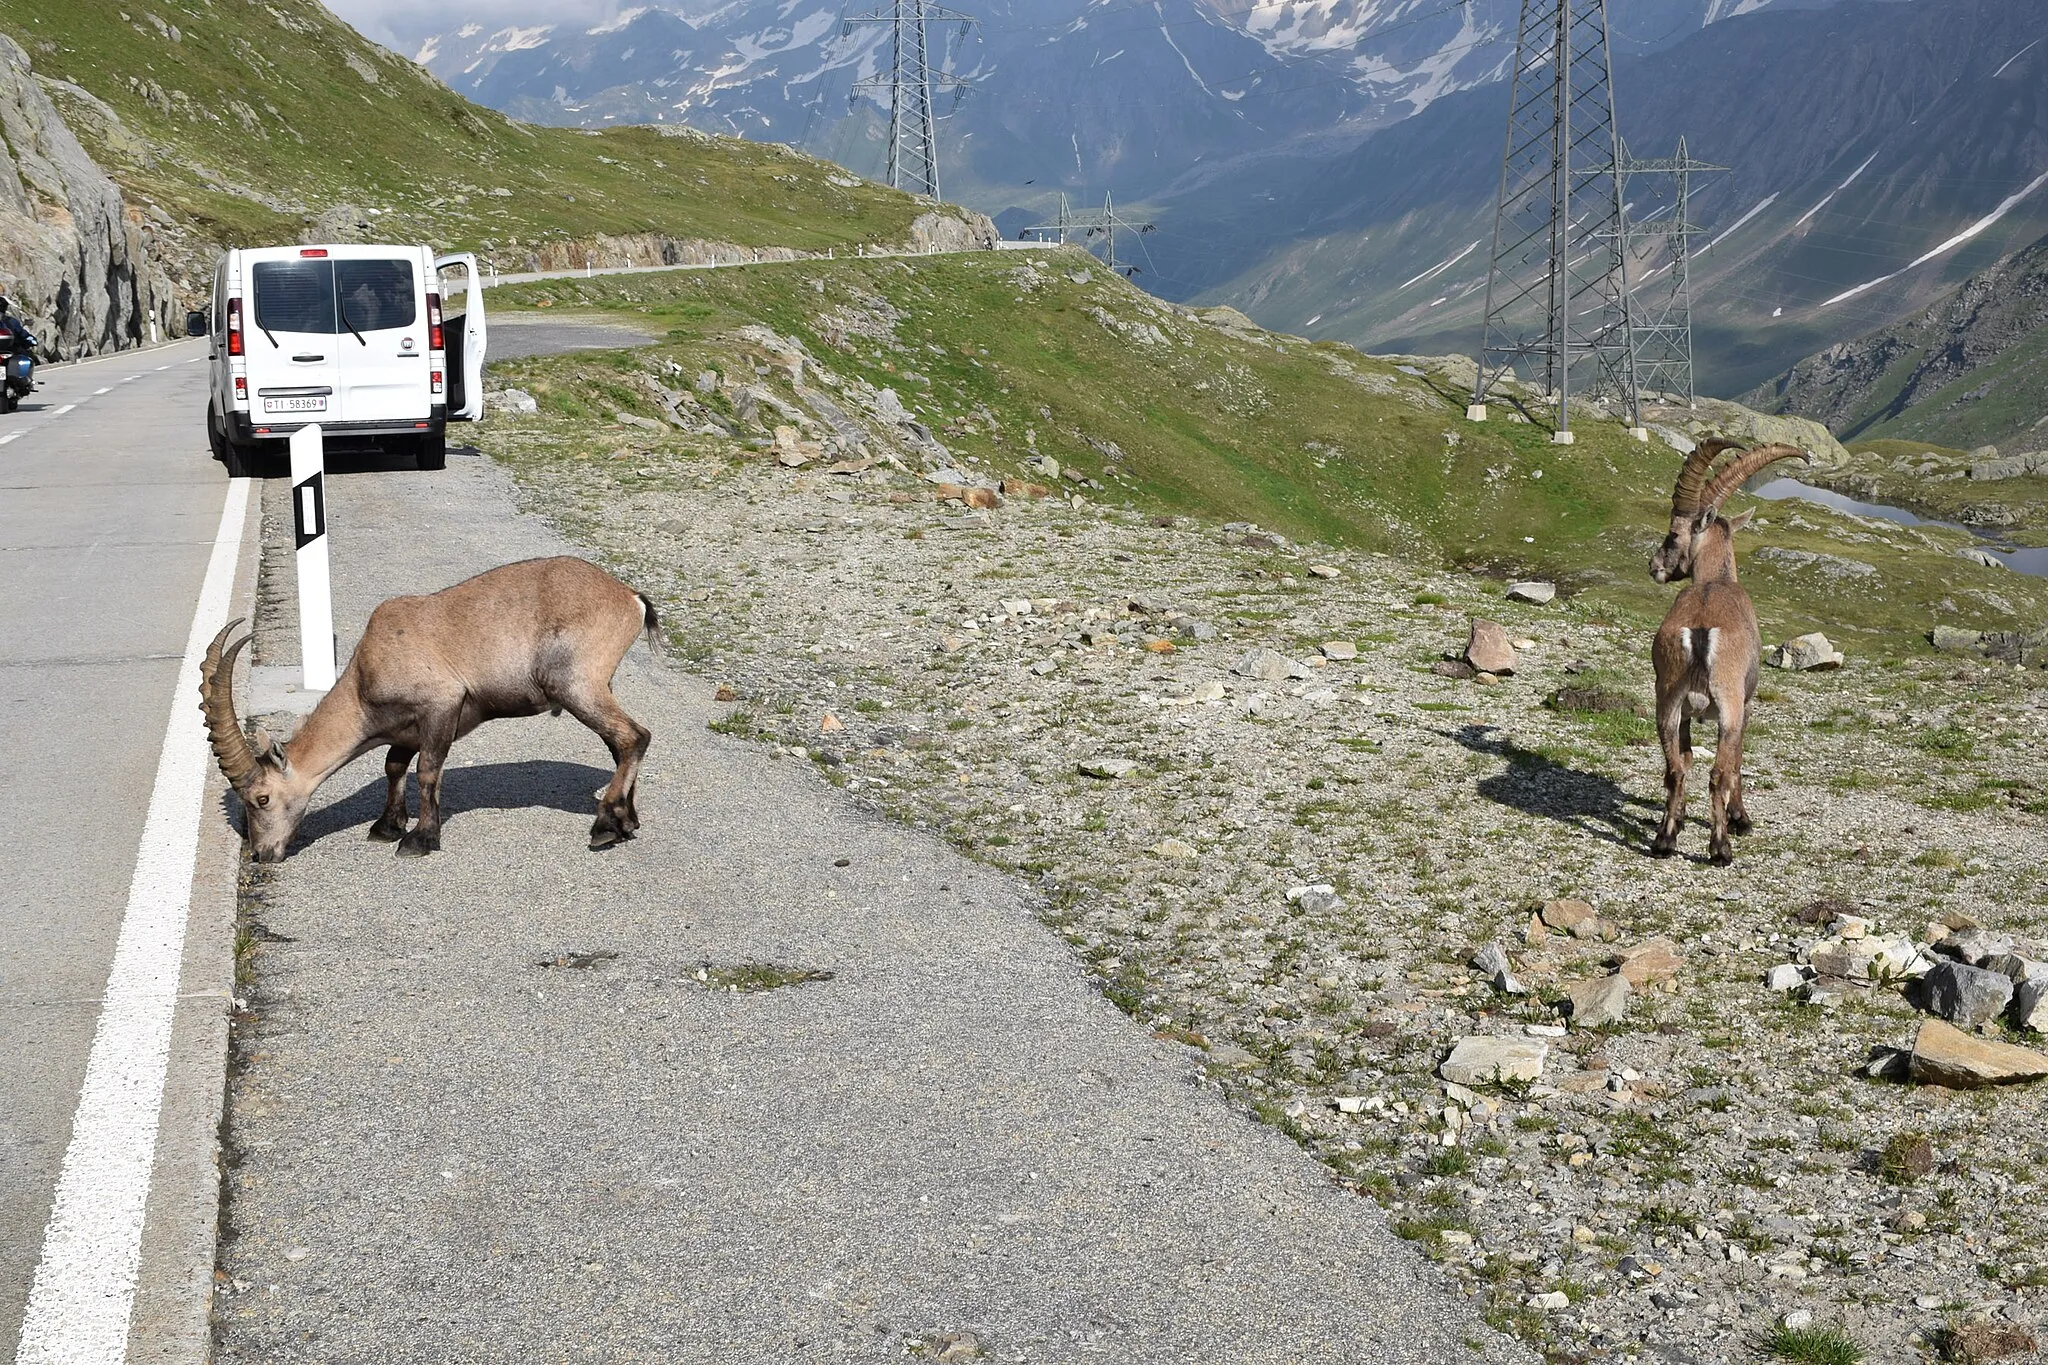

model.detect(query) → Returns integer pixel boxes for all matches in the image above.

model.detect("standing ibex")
[200,557,658,861]
[1648,438,1808,864]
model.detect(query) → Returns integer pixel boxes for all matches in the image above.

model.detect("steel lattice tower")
[845,1,975,201]
[1620,137,1725,407]
[1470,0,1641,440]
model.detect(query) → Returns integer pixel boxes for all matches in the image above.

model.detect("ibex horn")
[1672,437,1744,517]
[198,619,261,791]
[1701,443,1810,511]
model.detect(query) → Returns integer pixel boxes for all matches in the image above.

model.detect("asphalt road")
[212,457,1534,1361]
[0,337,249,1364]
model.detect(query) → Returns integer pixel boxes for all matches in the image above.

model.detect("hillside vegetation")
[482,248,2048,655]
[0,0,929,267]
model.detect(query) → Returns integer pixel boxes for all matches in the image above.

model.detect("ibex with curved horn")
[1648,439,1809,864]
[200,557,658,862]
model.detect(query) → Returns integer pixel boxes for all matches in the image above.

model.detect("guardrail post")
[289,424,336,692]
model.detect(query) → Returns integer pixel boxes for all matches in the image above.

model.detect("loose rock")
[1909,1019,2048,1088]
[1077,757,1137,780]
[1232,647,1310,682]
[1464,619,1517,675]
[1924,960,2015,1029]
[1440,1036,1547,1087]
[1764,632,1845,670]
[1567,974,1632,1027]
[1506,581,1556,605]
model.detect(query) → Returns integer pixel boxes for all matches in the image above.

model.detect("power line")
[844,1,977,201]
[1620,136,1727,407]
[1021,192,1157,276]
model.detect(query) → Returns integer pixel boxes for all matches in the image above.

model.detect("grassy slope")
[0,0,925,255]
[1856,327,2048,454]
[482,248,2048,654]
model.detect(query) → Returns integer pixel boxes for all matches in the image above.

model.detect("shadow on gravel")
[1444,724,1660,852]
[292,758,614,848]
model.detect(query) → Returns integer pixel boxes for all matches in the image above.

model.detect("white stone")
[1764,964,1808,992]
[1527,1291,1570,1311]
[1441,1036,1548,1087]
[1506,581,1556,605]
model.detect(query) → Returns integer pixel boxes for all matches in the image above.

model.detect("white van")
[194,244,487,475]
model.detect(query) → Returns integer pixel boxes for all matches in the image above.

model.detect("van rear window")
[251,258,416,335]
[252,261,334,335]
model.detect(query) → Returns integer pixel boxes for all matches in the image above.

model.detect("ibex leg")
[397,717,456,858]
[1652,710,1692,858]
[367,745,417,842]
[558,683,651,850]
[1707,704,1746,865]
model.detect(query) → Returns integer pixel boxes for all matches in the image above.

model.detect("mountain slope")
[1142,0,2045,398]
[0,0,942,301]
[1745,228,2048,452]
[388,0,1836,208]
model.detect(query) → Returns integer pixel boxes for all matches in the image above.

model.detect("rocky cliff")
[0,34,172,358]
[1744,229,2048,454]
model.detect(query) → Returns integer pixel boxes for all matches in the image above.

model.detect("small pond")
[1752,478,2048,579]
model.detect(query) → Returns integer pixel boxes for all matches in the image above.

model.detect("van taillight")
[227,297,244,357]
[427,293,444,351]
[300,248,329,258]
[431,369,444,395]
[234,376,247,401]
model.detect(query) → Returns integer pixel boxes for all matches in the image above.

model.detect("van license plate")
[264,395,327,413]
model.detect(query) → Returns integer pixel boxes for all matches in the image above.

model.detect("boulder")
[1612,938,1682,988]
[1232,648,1310,682]
[1765,633,1844,671]
[1909,1019,2048,1088]
[0,35,176,357]
[1567,974,1631,1027]
[1924,960,2014,1029]
[1464,620,1517,675]
[1539,898,1596,933]
[1077,757,1137,780]
[1506,581,1557,605]
[1940,928,2015,966]
[1440,1036,1547,1087]
[1320,640,1359,661]
[2013,978,2048,1032]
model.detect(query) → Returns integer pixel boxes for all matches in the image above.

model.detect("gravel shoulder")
[212,457,1533,1364]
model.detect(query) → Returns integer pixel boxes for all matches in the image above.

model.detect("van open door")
[435,253,487,421]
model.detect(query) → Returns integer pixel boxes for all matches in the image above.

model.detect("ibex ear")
[1725,507,1756,533]
[252,727,290,771]
[1692,507,1718,535]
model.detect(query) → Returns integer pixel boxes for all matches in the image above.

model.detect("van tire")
[222,436,266,479]
[415,429,447,471]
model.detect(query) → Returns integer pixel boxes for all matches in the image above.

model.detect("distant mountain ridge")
[383,0,1834,206]
[1745,228,2048,453]
[1137,0,2045,398]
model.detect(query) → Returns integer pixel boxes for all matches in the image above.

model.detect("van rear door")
[246,250,342,430]
[330,246,428,424]
[435,253,487,421]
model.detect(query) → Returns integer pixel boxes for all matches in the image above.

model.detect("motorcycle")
[1,325,36,415]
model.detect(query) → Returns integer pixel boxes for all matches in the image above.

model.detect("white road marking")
[54,404,76,415]
[94,386,111,395]
[156,365,171,371]
[0,431,20,445]
[14,476,251,1365]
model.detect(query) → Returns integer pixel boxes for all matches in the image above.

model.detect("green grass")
[480,249,2048,655]
[0,0,932,258]
[1759,1323,1865,1365]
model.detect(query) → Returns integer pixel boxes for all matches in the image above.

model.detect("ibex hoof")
[1710,847,1735,866]
[366,821,406,843]
[396,831,439,858]
[1650,842,1677,859]
[589,828,623,851]
[1729,815,1754,836]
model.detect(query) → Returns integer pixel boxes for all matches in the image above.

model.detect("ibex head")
[1650,439,1807,584]
[199,620,309,863]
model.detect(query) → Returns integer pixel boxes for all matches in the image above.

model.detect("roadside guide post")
[289,424,336,691]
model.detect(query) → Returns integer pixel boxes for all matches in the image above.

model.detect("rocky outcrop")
[511,232,811,274]
[905,208,998,254]
[0,35,173,358]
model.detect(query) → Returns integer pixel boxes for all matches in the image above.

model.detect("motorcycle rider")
[0,296,28,356]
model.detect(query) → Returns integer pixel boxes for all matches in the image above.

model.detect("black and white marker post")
[289,424,336,691]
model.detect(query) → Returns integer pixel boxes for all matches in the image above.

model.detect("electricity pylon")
[1022,193,1154,274]
[1470,0,1641,441]
[844,1,975,201]
[1620,137,1725,407]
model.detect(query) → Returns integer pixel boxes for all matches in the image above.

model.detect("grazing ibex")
[1648,438,1808,864]
[200,557,658,862]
